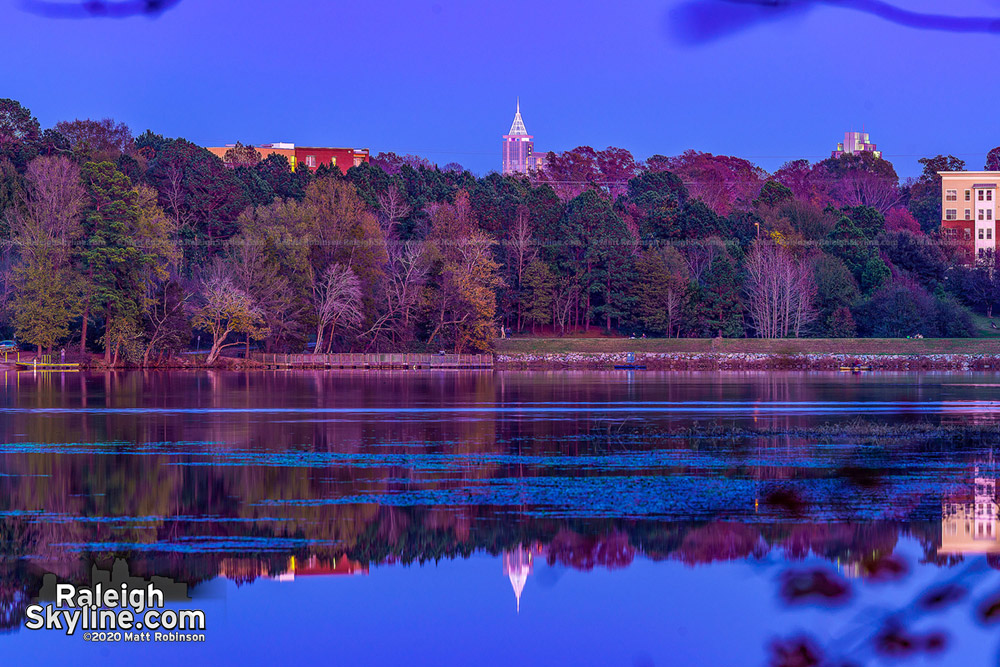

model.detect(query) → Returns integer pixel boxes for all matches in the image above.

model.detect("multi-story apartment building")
[832,131,881,159]
[206,142,369,175]
[941,467,999,556]
[940,171,1000,261]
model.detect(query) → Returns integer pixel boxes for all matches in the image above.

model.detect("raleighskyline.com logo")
[23,559,206,642]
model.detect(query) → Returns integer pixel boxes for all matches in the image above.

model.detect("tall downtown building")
[501,100,538,175]
[831,131,880,159]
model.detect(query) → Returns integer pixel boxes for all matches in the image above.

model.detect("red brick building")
[295,146,370,174]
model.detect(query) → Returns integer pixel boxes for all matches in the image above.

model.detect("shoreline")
[4,353,1000,372]
[494,352,1000,371]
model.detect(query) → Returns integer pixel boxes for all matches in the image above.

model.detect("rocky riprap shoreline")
[495,352,1000,371]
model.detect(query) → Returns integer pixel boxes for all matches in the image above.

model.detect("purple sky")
[1,0,998,177]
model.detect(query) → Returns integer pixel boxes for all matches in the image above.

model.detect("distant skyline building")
[502,100,535,175]
[832,131,881,159]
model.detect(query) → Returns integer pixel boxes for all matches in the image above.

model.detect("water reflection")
[943,462,1000,556]
[2,371,1000,663]
[218,554,368,586]
[503,545,534,612]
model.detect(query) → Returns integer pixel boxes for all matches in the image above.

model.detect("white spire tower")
[501,99,534,175]
[508,98,528,136]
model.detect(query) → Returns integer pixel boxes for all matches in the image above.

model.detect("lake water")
[2,370,1000,665]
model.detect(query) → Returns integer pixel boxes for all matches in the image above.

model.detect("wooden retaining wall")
[250,352,493,370]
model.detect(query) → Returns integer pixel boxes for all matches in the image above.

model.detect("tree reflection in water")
[0,370,999,663]
[768,459,1000,666]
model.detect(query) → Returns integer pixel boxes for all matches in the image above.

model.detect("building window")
[980,190,986,201]
[980,210,985,221]
[966,229,973,239]
[966,190,972,201]
[989,228,994,240]
[980,229,985,239]
[306,155,316,168]
[353,157,363,167]
[946,209,958,220]
[966,209,973,220]
[946,189,957,201]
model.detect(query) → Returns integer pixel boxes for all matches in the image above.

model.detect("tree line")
[0,98,996,364]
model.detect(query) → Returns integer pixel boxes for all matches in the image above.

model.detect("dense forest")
[0,97,997,364]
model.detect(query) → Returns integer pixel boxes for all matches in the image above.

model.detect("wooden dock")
[250,352,493,370]
[12,353,79,372]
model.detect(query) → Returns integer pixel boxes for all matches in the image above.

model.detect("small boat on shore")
[614,353,647,370]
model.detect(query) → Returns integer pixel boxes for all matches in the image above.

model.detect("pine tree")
[77,161,152,361]
[521,258,555,332]
[559,190,631,330]
[633,247,689,336]
[689,253,744,338]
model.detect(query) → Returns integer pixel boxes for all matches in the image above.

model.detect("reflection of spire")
[502,545,533,613]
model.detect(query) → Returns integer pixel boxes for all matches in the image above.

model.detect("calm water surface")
[2,370,1000,665]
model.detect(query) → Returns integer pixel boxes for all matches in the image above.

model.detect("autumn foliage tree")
[425,193,503,352]
[533,146,638,201]
[222,142,261,169]
[816,152,900,214]
[54,118,134,163]
[651,150,766,216]
[0,97,989,360]
[7,155,87,352]
[11,246,78,353]
[10,156,85,268]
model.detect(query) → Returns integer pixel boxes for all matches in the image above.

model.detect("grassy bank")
[496,337,1000,356]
